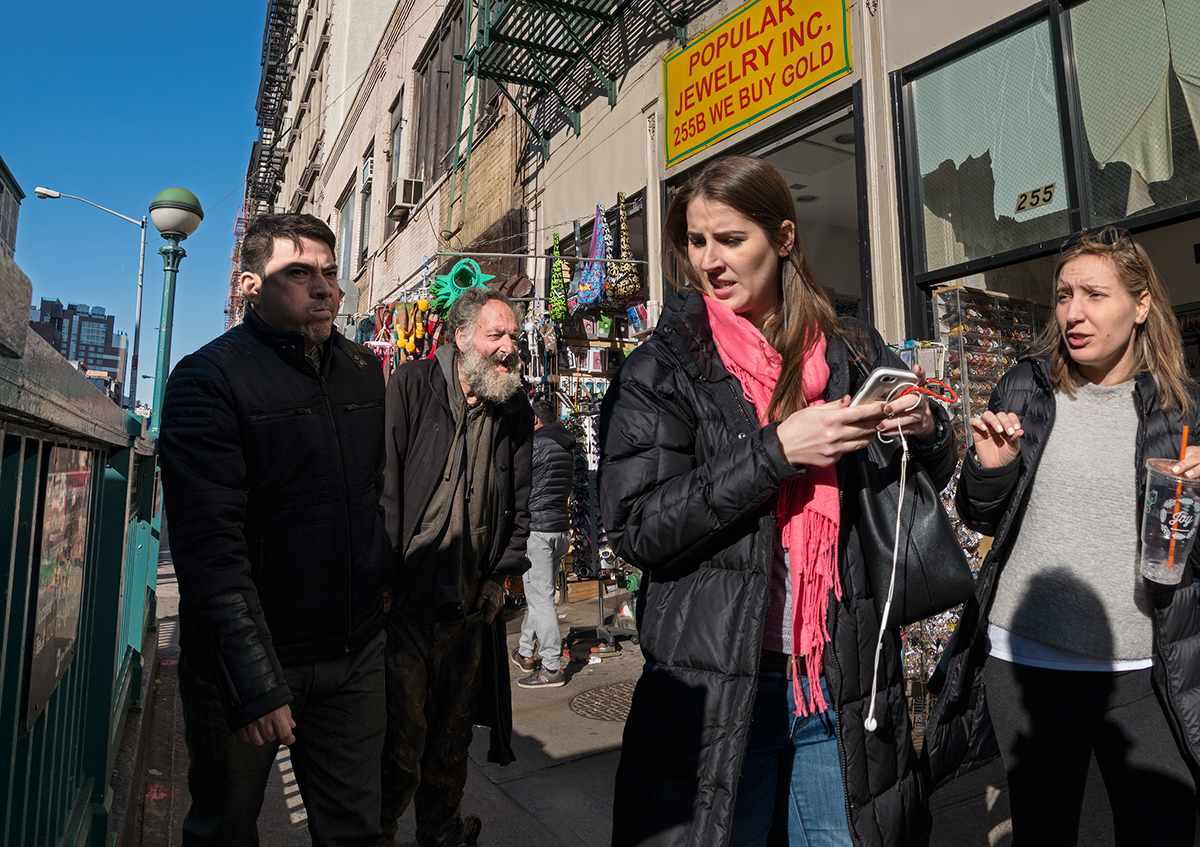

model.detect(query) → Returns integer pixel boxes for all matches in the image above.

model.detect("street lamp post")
[33,187,148,409]
[147,188,204,437]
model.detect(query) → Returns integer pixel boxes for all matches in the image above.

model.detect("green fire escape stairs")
[444,0,690,233]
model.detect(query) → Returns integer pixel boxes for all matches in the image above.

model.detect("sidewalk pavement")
[131,543,1192,847]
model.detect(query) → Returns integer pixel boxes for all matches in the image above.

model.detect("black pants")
[985,659,1196,847]
[380,609,483,847]
[178,630,387,847]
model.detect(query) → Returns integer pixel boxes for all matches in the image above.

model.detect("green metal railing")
[0,254,158,847]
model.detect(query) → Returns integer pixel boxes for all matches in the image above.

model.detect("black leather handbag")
[843,355,974,628]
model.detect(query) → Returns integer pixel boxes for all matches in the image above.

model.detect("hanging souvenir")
[549,233,568,322]
[605,192,641,302]
[566,218,585,314]
[572,205,608,314]
[428,258,495,314]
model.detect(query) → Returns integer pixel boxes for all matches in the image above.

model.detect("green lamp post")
[148,187,203,435]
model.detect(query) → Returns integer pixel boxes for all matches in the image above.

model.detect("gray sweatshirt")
[988,380,1152,660]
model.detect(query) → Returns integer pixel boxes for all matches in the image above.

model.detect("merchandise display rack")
[932,285,1049,451]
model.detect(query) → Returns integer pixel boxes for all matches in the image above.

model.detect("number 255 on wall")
[1015,183,1055,214]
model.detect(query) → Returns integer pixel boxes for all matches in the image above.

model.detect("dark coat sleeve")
[598,350,801,574]
[159,353,292,730]
[381,364,412,574]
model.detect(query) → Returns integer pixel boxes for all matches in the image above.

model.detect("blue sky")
[1,2,267,409]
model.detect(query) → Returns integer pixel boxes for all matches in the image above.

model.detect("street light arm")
[54,192,145,229]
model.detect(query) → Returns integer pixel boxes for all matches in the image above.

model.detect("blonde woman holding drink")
[924,229,1200,846]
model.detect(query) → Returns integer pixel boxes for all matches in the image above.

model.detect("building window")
[1068,0,1200,226]
[413,5,466,183]
[359,149,373,267]
[389,90,405,187]
[336,180,356,277]
[907,19,1070,275]
[386,90,405,238]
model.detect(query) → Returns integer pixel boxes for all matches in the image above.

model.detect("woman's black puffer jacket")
[599,291,956,847]
[922,357,1200,790]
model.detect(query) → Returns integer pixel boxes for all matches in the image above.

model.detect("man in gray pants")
[512,398,577,688]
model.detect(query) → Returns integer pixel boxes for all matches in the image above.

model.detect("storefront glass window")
[909,21,1070,273]
[1069,0,1200,225]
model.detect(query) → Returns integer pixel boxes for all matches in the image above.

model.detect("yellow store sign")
[663,0,851,167]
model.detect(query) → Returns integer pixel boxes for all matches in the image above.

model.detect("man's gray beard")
[460,344,521,403]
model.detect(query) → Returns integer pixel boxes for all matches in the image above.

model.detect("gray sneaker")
[517,667,566,688]
[510,647,539,672]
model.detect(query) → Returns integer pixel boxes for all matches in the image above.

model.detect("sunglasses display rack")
[932,285,1049,452]
[899,285,1048,703]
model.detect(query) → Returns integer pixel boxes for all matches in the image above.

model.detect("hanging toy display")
[571,205,608,314]
[364,303,397,368]
[566,219,585,315]
[605,191,641,303]
[428,257,495,314]
[549,233,568,323]
[393,302,409,368]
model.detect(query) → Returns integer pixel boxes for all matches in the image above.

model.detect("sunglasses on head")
[1060,227,1131,253]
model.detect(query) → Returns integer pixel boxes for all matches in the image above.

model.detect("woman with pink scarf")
[598,155,956,847]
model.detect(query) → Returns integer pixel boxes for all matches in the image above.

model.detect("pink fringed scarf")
[704,296,840,715]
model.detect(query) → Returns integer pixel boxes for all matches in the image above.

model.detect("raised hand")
[969,410,1024,468]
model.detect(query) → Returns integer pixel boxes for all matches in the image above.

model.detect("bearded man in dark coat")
[379,286,533,847]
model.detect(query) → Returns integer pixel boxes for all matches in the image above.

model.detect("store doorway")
[760,114,863,318]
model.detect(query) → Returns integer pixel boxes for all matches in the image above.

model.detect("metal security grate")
[569,680,636,721]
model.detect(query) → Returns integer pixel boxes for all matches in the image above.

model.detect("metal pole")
[150,236,186,436]
[128,216,147,410]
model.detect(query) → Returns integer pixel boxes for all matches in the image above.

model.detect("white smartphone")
[850,367,920,406]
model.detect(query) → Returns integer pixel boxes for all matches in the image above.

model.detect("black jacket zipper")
[318,363,356,651]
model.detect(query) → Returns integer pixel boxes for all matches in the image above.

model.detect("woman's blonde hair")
[663,155,843,420]
[1035,227,1193,415]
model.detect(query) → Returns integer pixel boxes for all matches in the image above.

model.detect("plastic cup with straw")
[1139,425,1200,584]
[1167,425,1190,570]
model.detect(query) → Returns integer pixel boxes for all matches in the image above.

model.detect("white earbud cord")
[862,387,920,733]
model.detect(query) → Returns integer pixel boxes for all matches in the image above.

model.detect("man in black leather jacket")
[159,214,389,847]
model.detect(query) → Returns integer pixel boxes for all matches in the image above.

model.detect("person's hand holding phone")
[877,364,937,443]
[775,396,889,467]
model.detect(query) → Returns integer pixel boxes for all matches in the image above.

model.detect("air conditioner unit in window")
[387,178,424,220]
[362,157,374,189]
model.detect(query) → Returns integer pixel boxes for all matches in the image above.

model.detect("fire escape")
[444,0,693,233]
[224,214,248,330]
[246,0,300,218]
[232,0,299,328]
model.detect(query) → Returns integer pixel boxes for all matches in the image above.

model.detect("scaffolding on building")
[246,0,300,218]
[224,213,248,331]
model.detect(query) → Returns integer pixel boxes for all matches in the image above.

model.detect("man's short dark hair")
[531,398,557,426]
[445,287,522,342]
[240,214,338,279]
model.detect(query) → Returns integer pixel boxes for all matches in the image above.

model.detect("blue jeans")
[729,673,851,847]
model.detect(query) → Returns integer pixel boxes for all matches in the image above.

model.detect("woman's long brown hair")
[1037,228,1194,416]
[663,155,844,421]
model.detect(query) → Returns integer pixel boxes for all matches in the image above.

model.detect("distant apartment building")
[0,154,23,261]
[30,299,127,399]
